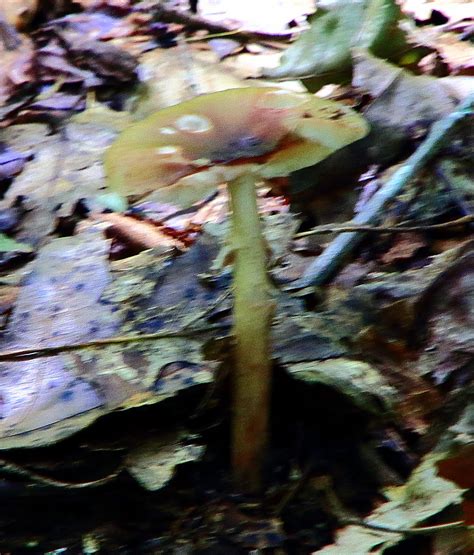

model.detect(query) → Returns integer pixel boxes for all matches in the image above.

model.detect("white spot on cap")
[175,114,213,133]
[159,127,177,135]
[155,146,181,156]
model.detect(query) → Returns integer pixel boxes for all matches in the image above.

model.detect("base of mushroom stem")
[231,295,275,493]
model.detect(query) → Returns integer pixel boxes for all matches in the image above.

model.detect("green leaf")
[263,0,429,91]
[0,233,33,253]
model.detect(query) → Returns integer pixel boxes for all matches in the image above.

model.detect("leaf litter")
[0,0,472,552]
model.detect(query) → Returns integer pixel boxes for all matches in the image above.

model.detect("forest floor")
[0,0,473,553]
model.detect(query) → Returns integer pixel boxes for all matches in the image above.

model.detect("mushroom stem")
[227,173,274,493]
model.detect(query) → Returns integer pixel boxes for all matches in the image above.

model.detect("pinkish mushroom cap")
[105,87,369,207]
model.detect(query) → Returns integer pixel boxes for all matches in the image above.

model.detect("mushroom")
[105,87,369,492]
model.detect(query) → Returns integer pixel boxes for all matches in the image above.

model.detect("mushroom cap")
[105,87,369,207]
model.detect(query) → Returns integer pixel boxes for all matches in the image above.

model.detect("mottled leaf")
[126,431,204,491]
[319,454,465,553]
[287,358,396,415]
[0,227,213,449]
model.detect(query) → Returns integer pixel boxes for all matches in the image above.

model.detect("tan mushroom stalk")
[104,87,369,492]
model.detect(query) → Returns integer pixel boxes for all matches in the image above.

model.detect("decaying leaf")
[126,430,204,491]
[95,212,184,253]
[0,98,129,246]
[414,247,474,383]
[0,226,213,448]
[0,226,119,448]
[436,405,474,490]
[353,50,457,162]
[0,37,34,104]
[379,232,427,265]
[319,454,465,554]
[51,27,139,83]
[287,358,396,415]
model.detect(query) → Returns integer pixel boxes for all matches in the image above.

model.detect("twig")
[0,324,225,362]
[185,28,244,42]
[0,458,122,488]
[288,94,474,289]
[294,215,474,238]
[274,462,314,516]
[154,5,296,42]
[343,517,466,535]
[181,291,231,329]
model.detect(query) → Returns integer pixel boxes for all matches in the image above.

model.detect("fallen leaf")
[287,358,396,415]
[414,248,474,383]
[95,211,184,252]
[263,0,429,91]
[318,453,465,554]
[0,38,34,104]
[58,28,139,82]
[436,405,474,489]
[379,232,427,265]
[353,50,457,162]
[126,431,204,491]
[0,226,214,448]
[435,31,474,75]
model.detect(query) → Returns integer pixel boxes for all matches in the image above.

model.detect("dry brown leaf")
[94,212,184,252]
[380,232,428,265]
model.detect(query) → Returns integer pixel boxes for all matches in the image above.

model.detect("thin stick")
[0,324,224,362]
[294,215,474,238]
[343,517,465,535]
[181,291,231,330]
[274,463,314,516]
[0,458,122,488]
[185,29,244,42]
[154,5,296,42]
[290,94,474,289]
